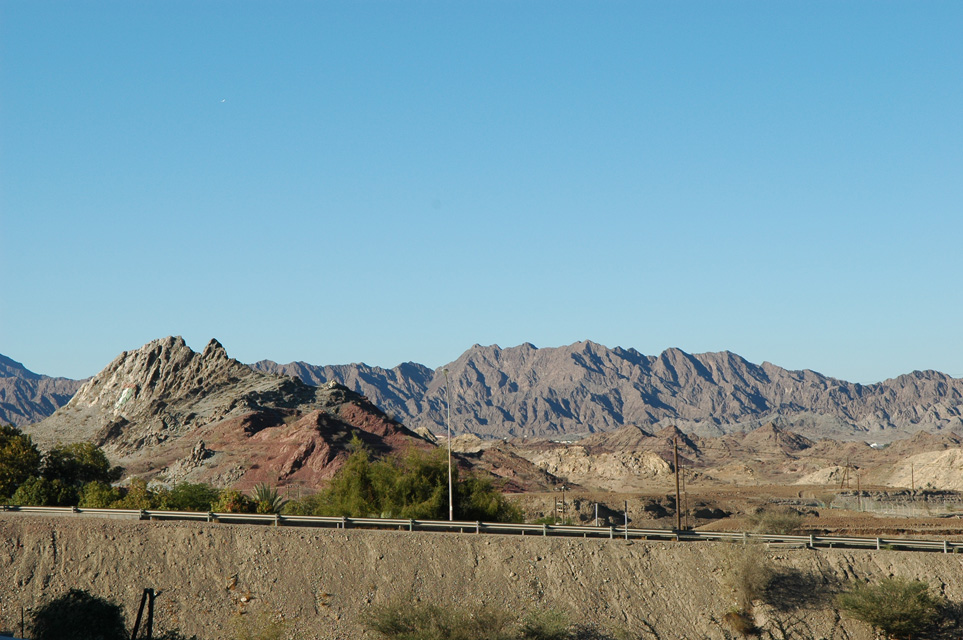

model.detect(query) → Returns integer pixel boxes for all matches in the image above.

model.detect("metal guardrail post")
[809,534,815,549]
[609,527,614,540]
[208,512,214,523]
[409,519,414,532]
[476,521,481,534]
[542,524,547,537]
[876,538,881,550]
[274,514,280,527]
[341,516,347,529]
[944,541,949,554]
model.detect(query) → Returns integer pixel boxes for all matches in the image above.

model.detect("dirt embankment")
[2,515,963,639]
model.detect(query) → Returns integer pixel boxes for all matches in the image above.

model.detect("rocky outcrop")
[0,354,84,426]
[24,337,434,489]
[254,341,963,441]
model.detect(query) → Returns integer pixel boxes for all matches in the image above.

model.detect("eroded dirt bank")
[1,515,962,639]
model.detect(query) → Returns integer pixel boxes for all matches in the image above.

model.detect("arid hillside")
[255,341,963,441]
[0,354,83,427]
[2,515,963,640]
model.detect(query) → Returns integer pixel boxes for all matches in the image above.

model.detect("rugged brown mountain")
[253,341,963,442]
[0,354,84,426]
[25,337,437,489]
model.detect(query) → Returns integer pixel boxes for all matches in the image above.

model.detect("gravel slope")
[2,515,962,639]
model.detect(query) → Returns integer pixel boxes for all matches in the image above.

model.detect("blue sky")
[2,1,961,383]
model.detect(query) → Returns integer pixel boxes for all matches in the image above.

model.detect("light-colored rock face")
[524,446,673,491]
[24,337,434,490]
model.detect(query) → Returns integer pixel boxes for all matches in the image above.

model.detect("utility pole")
[681,460,690,530]
[443,368,454,521]
[856,469,863,511]
[674,435,682,531]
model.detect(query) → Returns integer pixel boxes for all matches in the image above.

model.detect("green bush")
[42,442,122,487]
[0,424,42,497]
[159,482,221,512]
[251,483,289,514]
[213,489,257,513]
[30,588,128,640]
[12,476,77,506]
[79,481,124,508]
[304,437,522,522]
[836,577,943,640]
[110,477,160,509]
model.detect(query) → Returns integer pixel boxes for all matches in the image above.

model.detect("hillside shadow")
[764,568,840,612]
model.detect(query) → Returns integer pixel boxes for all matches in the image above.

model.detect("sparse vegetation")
[365,598,516,640]
[718,543,774,612]
[746,508,805,535]
[836,577,944,640]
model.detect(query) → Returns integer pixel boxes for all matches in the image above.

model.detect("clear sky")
[2,1,961,384]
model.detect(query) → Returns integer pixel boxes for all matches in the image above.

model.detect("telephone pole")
[674,435,682,531]
[443,368,454,521]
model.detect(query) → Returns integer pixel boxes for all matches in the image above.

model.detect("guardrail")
[2,505,960,554]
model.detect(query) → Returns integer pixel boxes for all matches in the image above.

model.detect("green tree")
[306,437,522,522]
[78,481,124,508]
[110,477,159,510]
[30,588,128,640]
[212,489,257,513]
[0,424,42,498]
[837,577,944,640]
[42,442,122,487]
[12,476,77,506]
[158,482,220,512]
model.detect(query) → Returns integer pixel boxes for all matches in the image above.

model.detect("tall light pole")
[443,368,454,521]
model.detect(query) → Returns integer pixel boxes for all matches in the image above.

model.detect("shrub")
[309,437,522,522]
[746,508,804,535]
[722,608,759,637]
[836,577,943,640]
[365,598,515,640]
[230,610,292,640]
[12,476,77,506]
[0,424,42,497]
[213,489,257,513]
[42,442,122,487]
[30,588,128,640]
[717,543,773,612]
[79,481,124,508]
[158,482,220,512]
[520,609,571,640]
[110,477,160,509]
[251,483,289,515]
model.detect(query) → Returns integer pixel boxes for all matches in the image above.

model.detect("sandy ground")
[2,514,963,639]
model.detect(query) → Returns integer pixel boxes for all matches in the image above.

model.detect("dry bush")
[365,598,515,640]
[717,543,774,612]
[747,508,805,535]
[722,609,760,637]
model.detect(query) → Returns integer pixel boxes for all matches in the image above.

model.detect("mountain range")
[4,339,963,443]
[0,354,84,426]
[253,341,963,441]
